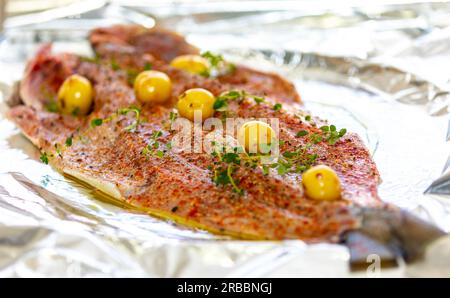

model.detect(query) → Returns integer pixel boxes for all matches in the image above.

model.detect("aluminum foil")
[0,1,450,277]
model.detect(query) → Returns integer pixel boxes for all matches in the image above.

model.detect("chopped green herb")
[310,133,322,144]
[213,98,228,111]
[80,56,100,64]
[320,126,329,132]
[273,103,282,111]
[118,107,141,132]
[144,62,152,71]
[201,51,225,68]
[296,130,308,137]
[199,69,211,78]
[45,101,59,113]
[318,124,347,145]
[305,115,311,121]
[214,168,231,186]
[212,164,242,194]
[277,163,288,175]
[127,69,139,85]
[40,152,49,164]
[208,124,324,193]
[169,111,177,123]
[213,90,244,112]
[71,107,80,116]
[110,59,120,71]
[253,96,265,104]
[167,111,178,130]
[227,63,237,73]
[65,136,73,147]
[91,118,103,127]
[54,143,62,158]
[141,130,169,159]
[201,51,236,77]
[222,152,240,164]
[262,165,270,176]
[213,90,266,114]
[227,164,243,194]
[151,130,163,139]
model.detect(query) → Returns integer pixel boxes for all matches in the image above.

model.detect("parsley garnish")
[150,131,161,139]
[65,136,73,147]
[296,124,347,145]
[277,163,288,175]
[273,103,282,111]
[110,59,120,71]
[262,165,270,175]
[144,62,152,71]
[213,90,245,112]
[279,148,318,174]
[213,164,243,195]
[126,69,139,85]
[310,133,322,144]
[209,137,320,194]
[91,118,103,127]
[71,107,80,116]
[213,90,266,114]
[163,111,178,130]
[213,98,227,111]
[320,125,347,145]
[141,130,167,159]
[89,107,143,133]
[210,146,243,194]
[208,129,327,194]
[45,101,59,113]
[202,51,225,68]
[201,51,236,77]
[253,96,266,104]
[54,143,62,158]
[118,107,141,132]
[296,130,308,137]
[40,152,49,164]
[227,63,237,73]
[79,56,101,64]
[169,111,177,125]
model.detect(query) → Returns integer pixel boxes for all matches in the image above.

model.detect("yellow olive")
[302,165,342,201]
[57,74,93,115]
[170,55,210,75]
[176,88,215,122]
[134,70,172,103]
[237,121,276,154]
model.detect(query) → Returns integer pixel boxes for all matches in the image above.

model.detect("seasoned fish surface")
[7,27,382,242]
[90,24,301,104]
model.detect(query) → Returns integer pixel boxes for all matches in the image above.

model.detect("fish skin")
[90,25,200,63]
[19,44,79,110]
[7,38,382,242]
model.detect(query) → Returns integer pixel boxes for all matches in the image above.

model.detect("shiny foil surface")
[0,1,449,277]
